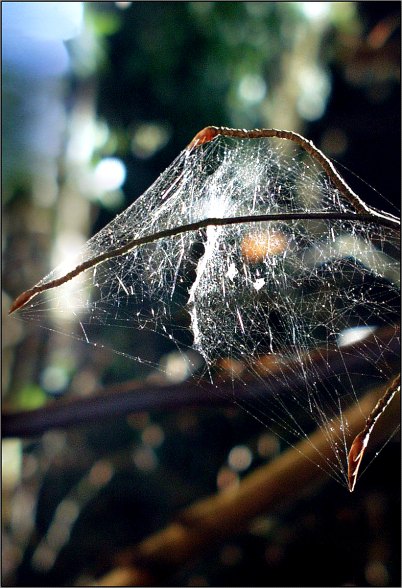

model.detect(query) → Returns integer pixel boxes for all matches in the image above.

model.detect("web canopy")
[14,132,400,489]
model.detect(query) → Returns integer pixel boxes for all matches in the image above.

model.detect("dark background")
[2,2,400,586]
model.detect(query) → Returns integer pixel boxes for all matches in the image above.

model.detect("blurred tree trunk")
[95,382,400,587]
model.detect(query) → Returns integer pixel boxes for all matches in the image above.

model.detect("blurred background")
[2,2,400,586]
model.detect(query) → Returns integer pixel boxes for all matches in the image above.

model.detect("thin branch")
[8,210,399,315]
[188,126,400,225]
[347,372,401,491]
[93,381,400,587]
[9,126,400,315]
[2,324,399,438]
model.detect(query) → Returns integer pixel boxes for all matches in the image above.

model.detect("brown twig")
[9,212,397,315]
[347,372,401,491]
[9,126,399,315]
[188,126,400,223]
[93,380,400,587]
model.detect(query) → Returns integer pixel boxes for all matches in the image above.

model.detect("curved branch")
[347,372,401,491]
[94,381,400,587]
[9,127,400,315]
[188,126,400,226]
[9,210,399,314]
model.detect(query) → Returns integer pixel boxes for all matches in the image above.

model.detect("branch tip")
[9,289,37,314]
[347,431,367,492]
[187,126,220,149]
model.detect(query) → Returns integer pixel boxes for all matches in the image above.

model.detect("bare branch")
[94,380,400,587]
[347,372,401,491]
[9,125,399,315]
[188,126,400,226]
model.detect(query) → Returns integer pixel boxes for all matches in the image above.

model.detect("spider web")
[14,134,400,488]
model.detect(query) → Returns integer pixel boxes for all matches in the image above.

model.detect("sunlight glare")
[299,2,331,21]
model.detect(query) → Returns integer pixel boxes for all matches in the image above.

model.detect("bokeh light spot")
[228,445,253,472]
[94,157,126,191]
